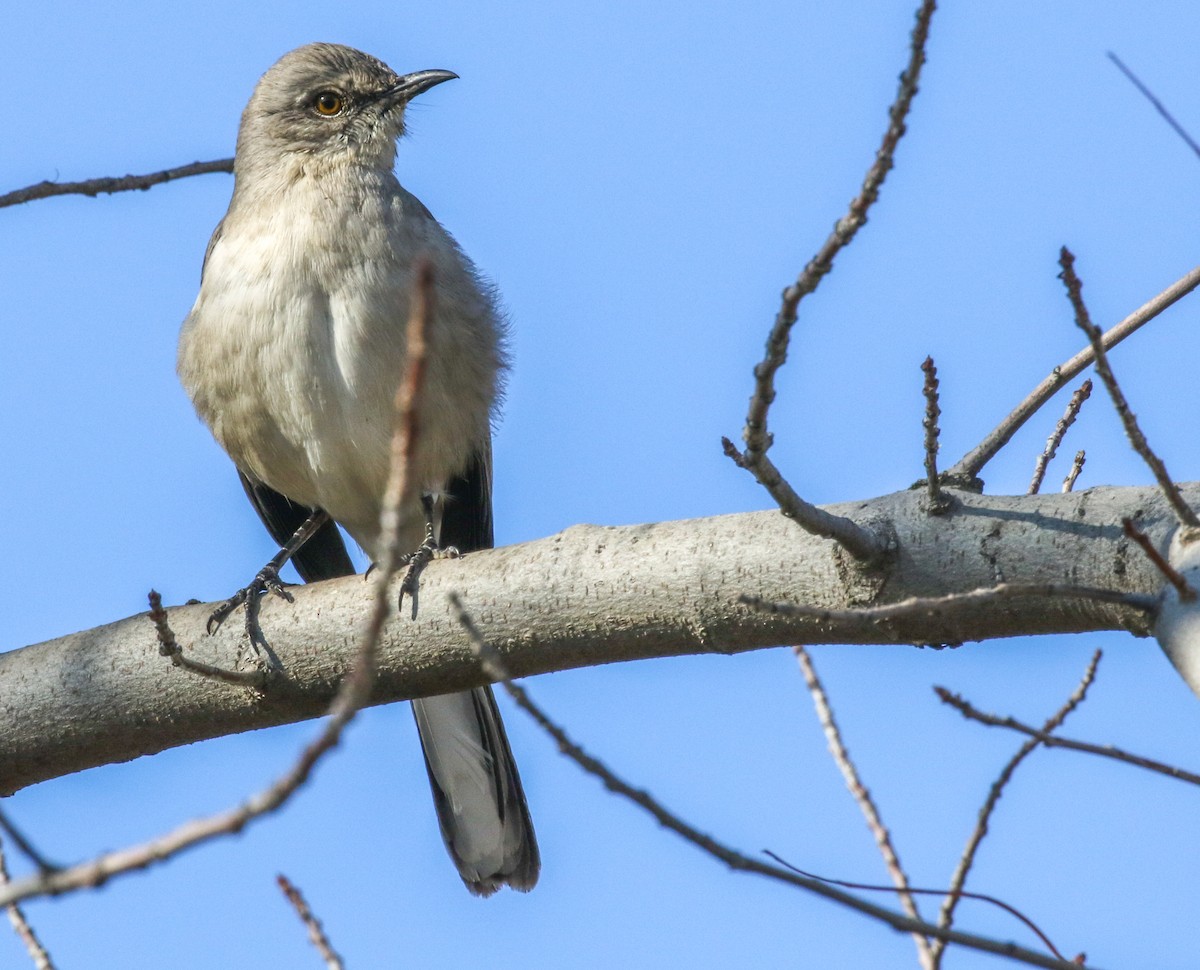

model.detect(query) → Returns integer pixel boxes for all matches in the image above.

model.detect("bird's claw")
[398,540,460,620]
[206,564,291,673]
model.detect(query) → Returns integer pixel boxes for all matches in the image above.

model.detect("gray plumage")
[178,42,538,895]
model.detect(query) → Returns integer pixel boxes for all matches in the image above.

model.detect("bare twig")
[729,0,935,561]
[1028,381,1091,495]
[1062,450,1086,493]
[949,264,1200,480]
[148,589,267,686]
[742,583,1157,637]
[0,810,58,875]
[1122,518,1196,601]
[0,837,56,970]
[1059,248,1200,528]
[921,357,947,513]
[762,852,1070,964]
[930,651,1101,963]
[0,266,434,911]
[277,874,345,970]
[448,595,1094,970]
[936,686,1200,788]
[795,646,932,969]
[0,159,233,209]
[722,438,886,559]
[1107,52,1200,162]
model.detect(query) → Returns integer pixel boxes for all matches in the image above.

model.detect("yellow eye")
[313,91,344,116]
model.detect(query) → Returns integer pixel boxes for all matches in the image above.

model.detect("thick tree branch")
[1,484,1182,796]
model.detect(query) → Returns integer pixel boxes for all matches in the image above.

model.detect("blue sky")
[2,1,1199,967]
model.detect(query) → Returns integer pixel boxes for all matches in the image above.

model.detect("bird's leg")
[398,493,460,620]
[207,509,330,668]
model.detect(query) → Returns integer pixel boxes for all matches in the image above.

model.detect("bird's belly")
[180,282,397,547]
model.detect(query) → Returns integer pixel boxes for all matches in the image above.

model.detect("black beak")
[384,69,459,108]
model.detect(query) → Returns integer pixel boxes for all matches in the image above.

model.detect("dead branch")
[921,356,948,513]
[929,651,1101,963]
[0,159,233,209]
[1028,381,1091,495]
[1107,52,1200,162]
[1059,247,1199,528]
[949,264,1200,480]
[277,874,345,970]
[728,0,936,561]
[936,685,1200,788]
[0,837,56,970]
[795,646,932,969]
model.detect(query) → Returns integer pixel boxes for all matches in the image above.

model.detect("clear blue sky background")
[2,2,1198,967]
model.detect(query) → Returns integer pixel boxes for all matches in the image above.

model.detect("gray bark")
[0,483,1181,795]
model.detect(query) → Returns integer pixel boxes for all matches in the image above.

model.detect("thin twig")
[1028,381,1091,495]
[930,651,1102,963]
[0,837,56,970]
[1122,518,1196,601]
[742,583,1157,633]
[0,810,58,875]
[730,0,936,561]
[722,438,886,560]
[936,686,1200,787]
[0,267,434,911]
[277,874,345,970]
[1062,451,1086,493]
[1107,52,1200,162]
[921,357,948,513]
[148,589,267,686]
[795,646,933,970]
[1059,248,1200,528]
[949,264,1200,480]
[448,595,1094,970]
[0,159,233,209]
[762,852,1070,964]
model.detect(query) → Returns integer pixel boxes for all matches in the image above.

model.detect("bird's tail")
[412,689,540,895]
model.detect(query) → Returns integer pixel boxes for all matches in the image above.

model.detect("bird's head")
[235,43,457,173]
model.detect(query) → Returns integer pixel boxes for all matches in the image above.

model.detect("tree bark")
[1,483,1177,795]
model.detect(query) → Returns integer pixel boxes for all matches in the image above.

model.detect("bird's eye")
[313,91,345,116]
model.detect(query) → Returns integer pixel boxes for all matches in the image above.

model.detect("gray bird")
[177,42,538,895]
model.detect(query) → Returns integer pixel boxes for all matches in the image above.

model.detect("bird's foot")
[206,562,291,673]
[398,535,460,620]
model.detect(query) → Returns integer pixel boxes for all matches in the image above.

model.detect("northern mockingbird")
[177,42,538,895]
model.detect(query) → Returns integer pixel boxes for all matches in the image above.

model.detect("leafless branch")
[742,584,1157,643]
[448,595,1095,970]
[762,852,1072,965]
[1107,52,1200,162]
[0,158,231,208]
[729,0,935,560]
[1062,450,1086,493]
[1122,518,1195,601]
[1028,381,1091,495]
[930,651,1101,964]
[0,265,433,911]
[721,438,887,560]
[795,646,932,969]
[0,838,56,970]
[949,264,1200,480]
[1059,248,1200,528]
[149,589,267,686]
[0,159,233,209]
[921,357,948,513]
[277,874,345,970]
[936,685,1200,788]
[0,810,58,876]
